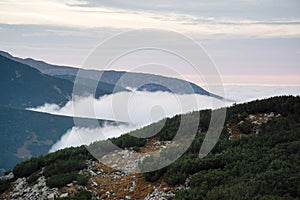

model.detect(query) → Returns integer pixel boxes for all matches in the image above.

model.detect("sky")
[0,0,300,86]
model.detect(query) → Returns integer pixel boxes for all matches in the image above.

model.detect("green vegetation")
[46,172,88,188]
[27,172,40,184]
[7,96,300,199]
[110,134,146,149]
[56,190,92,200]
[0,179,11,194]
[141,96,300,199]
[237,120,253,134]
[13,147,91,188]
[43,159,86,178]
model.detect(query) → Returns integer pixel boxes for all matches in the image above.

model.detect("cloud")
[28,86,300,152]
[30,90,227,152]
[49,124,136,152]
[30,91,226,124]
[1,0,300,38]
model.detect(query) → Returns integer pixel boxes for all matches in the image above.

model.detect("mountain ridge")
[0,50,222,99]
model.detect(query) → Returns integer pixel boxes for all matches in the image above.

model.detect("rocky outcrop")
[144,188,175,200]
[9,176,58,200]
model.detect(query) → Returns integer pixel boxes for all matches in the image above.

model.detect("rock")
[92,181,98,187]
[47,193,55,200]
[89,170,97,176]
[249,115,256,121]
[125,195,131,199]
[238,120,244,125]
[60,193,69,198]
[111,164,118,168]
[255,128,262,135]
[67,183,73,187]
[0,172,14,181]
[160,145,167,150]
[145,188,175,200]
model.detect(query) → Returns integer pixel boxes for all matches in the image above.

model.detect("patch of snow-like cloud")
[49,124,137,152]
[28,86,300,152]
[30,90,226,152]
[30,91,225,124]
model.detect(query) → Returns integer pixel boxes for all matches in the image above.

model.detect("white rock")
[47,193,55,200]
[60,193,69,198]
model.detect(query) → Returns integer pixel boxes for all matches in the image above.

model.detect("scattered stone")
[67,183,73,187]
[60,193,69,198]
[47,193,55,200]
[89,170,97,176]
[92,180,98,187]
[238,120,244,125]
[249,115,256,121]
[0,172,14,181]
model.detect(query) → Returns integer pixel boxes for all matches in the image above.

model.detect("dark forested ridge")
[1,96,299,199]
[0,55,73,108]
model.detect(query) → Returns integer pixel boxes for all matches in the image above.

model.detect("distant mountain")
[0,55,130,108]
[0,55,73,108]
[0,50,78,75]
[0,50,222,99]
[0,105,114,174]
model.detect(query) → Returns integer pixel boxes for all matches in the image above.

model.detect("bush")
[0,179,11,194]
[43,159,86,177]
[13,158,42,178]
[76,174,89,186]
[46,172,77,188]
[110,134,146,149]
[27,173,40,184]
[238,121,253,134]
[72,190,92,200]
[46,172,89,188]
[132,146,140,152]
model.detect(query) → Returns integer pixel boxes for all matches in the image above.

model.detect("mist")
[28,86,300,152]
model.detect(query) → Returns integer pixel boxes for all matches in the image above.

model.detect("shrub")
[13,158,42,178]
[0,179,11,194]
[46,172,89,188]
[238,121,253,134]
[27,173,40,184]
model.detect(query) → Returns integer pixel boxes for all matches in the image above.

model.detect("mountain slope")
[0,55,130,108]
[1,96,299,199]
[0,105,114,174]
[0,55,73,108]
[0,50,78,75]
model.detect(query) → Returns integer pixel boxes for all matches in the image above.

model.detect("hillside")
[0,106,114,175]
[0,55,73,108]
[1,96,299,199]
[0,51,220,98]
[0,55,130,108]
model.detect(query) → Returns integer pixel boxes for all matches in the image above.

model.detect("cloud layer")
[1,0,300,38]
[28,86,300,152]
